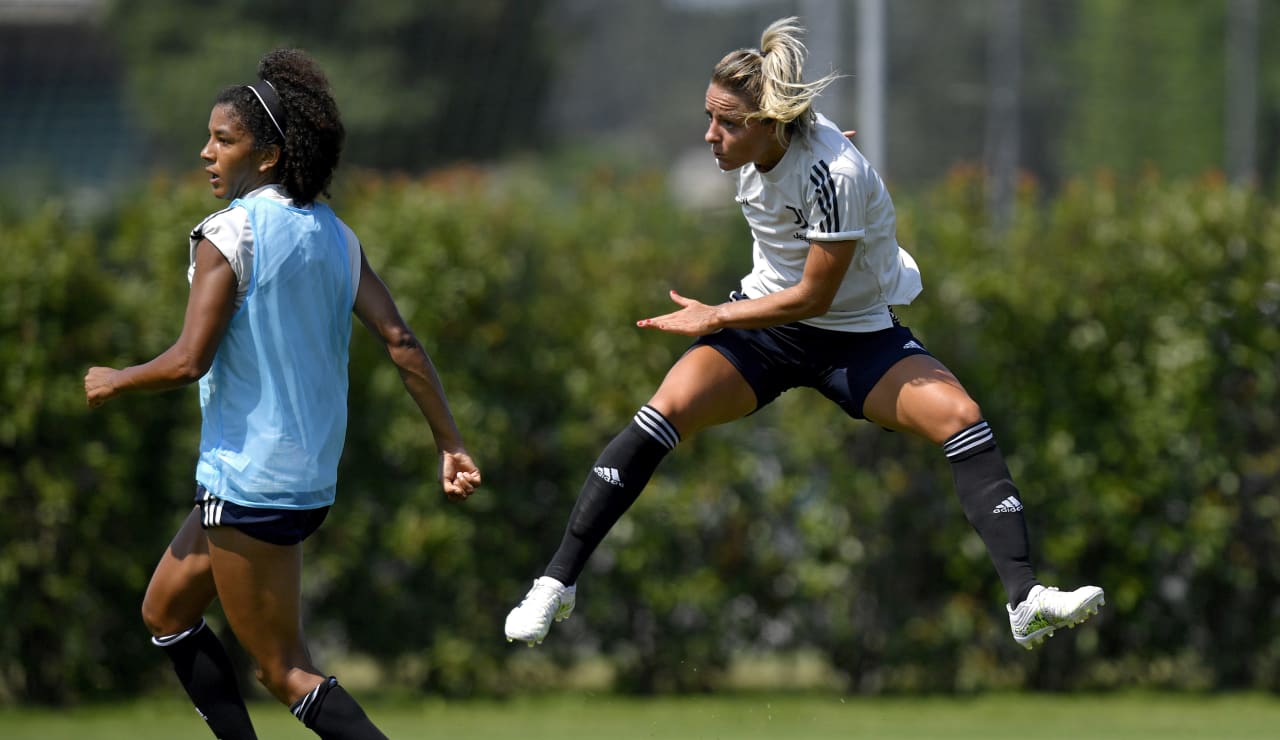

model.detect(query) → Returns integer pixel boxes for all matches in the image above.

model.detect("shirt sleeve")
[803,161,866,243]
[188,207,253,303]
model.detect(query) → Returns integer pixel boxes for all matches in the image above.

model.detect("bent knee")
[934,396,985,443]
[141,600,196,638]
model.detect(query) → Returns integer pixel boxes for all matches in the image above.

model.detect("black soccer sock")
[544,405,681,585]
[153,619,258,740]
[944,420,1038,606]
[291,676,388,740]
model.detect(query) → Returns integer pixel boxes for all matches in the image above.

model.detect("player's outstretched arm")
[637,240,856,336]
[352,248,480,500]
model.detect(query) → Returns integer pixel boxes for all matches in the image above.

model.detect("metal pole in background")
[1225,0,1258,186]
[801,0,845,126]
[985,0,1021,233]
[856,0,886,172]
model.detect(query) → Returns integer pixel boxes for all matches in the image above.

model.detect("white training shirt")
[188,184,362,308]
[733,113,922,332]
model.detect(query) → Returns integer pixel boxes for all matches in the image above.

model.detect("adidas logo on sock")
[903,339,925,351]
[992,495,1023,513]
[593,466,623,486]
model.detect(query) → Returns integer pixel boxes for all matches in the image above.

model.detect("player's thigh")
[142,507,218,636]
[205,527,315,679]
[862,354,983,445]
[648,345,758,437]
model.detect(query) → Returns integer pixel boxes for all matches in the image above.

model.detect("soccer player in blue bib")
[85,49,480,739]
[505,17,1102,652]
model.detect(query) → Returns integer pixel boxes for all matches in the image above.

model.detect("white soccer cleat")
[504,576,576,646]
[1008,584,1105,650]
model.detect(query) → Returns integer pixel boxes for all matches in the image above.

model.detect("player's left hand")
[440,450,481,501]
[636,290,723,336]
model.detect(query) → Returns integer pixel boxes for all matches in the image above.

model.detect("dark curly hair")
[214,48,344,206]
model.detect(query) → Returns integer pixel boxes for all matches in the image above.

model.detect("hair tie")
[245,79,287,141]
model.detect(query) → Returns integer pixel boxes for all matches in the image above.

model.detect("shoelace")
[521,583,560,609]
[1037,586,1061,609]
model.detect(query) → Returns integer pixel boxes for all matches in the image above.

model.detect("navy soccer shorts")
[690,295,932,420]
[194,485,330,546]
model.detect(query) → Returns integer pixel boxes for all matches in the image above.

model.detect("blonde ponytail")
[711,16,840,145]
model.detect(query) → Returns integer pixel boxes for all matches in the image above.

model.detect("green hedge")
[2,164,1276,703]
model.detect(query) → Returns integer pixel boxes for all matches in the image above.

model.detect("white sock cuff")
[635,405,680,450]
[943,420,995,461]
[151,618,207,648]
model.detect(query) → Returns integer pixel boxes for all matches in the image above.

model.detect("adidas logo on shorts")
[992,495,1024,513]
[903,340,925,351]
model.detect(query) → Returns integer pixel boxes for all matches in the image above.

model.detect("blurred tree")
[873,0,1280,191]
[872,0,1083,190]
[1062,0,1225,179]
[103,0,555,172]
[1256,0,1280,189]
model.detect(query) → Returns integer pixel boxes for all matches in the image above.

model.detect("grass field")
[1,691,1277,739]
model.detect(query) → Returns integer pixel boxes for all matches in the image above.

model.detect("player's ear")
[258,144,281,173]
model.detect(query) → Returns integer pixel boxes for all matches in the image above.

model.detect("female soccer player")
[505,17,1102,652]
[85,49,480,739]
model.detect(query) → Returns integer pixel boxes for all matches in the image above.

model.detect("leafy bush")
[2,164,1276,703]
